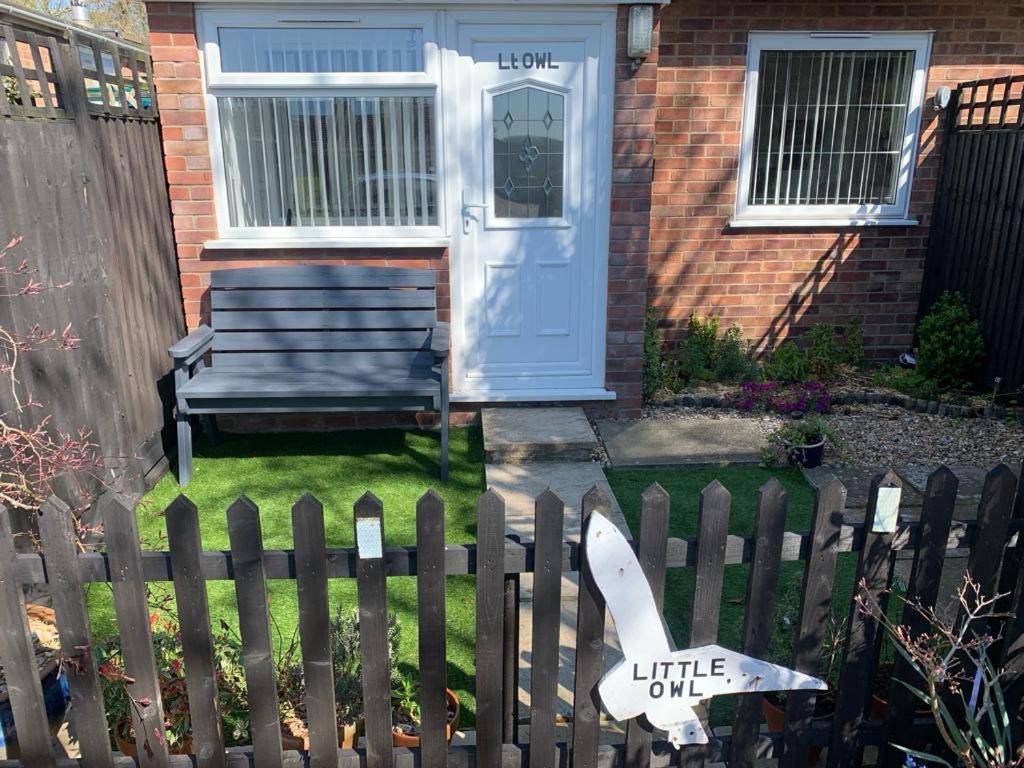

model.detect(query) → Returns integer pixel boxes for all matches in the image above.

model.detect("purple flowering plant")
[730,381,832,415]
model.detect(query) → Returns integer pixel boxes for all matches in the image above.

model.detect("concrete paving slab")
[486,461,630,539]
[482,407,597,463]
[597,418,766,468]
[802,465,924,514]
[487,461,631,602]
[896,464,991,519]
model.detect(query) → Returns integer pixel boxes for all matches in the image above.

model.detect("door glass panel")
[492,87,564,218]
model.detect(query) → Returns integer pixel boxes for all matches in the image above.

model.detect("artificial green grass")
[86,427,486,722]
[604,466,860,724]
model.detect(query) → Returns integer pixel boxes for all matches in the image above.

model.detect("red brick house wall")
[650,1,1024,355]
[146,1,1022,423]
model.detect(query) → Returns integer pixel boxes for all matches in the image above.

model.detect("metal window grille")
[748,49,915,206]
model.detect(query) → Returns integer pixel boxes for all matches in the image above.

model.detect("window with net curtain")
[735,33,930,225]
[214,27,437,230]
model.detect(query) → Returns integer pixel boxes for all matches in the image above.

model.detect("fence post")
[780,477,845,768]
[291,494,338,768]
[624,483,670,768]
[826,470,901,767]
[529,489,565,768]
[961,464,1018,613]
[355,493,393,768]
[102,492,171,768]
[730,478,788,764]
[37,495,113,768]
[0,504,56,767]
[679,481,731,768]
[571,486,610,768]
[166,495,226,768]
[227,496,284,768]
[416,490,448,767]
[476,489,505,768]
[879,467,958,768]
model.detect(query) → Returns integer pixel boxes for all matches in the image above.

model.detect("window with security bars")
[199,10,441,239]
[735,33,931,226]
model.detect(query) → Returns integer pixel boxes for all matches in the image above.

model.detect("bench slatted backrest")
[209,266,437,370]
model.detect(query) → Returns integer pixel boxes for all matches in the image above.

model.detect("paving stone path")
[481,407,630,726]
[597,416,767,468]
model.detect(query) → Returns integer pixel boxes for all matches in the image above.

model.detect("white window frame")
[197,8,447,246]
[732,31,932,228]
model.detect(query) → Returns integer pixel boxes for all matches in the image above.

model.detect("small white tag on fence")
[356,518,383,559]
[871,486,902,533]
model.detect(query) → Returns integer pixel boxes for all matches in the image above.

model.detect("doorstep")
[482,407,599,464]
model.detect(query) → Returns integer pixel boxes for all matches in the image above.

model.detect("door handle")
[462,191,488,233]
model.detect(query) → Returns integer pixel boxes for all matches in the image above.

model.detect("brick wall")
[651,1,1024,356]
[598,5,661,418]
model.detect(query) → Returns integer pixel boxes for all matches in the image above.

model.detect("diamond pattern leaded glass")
[492,87,564,218]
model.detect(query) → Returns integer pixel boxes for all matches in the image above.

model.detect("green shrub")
[870,365,942,402]
[916,292,985,389]
[806,324,843,380]
[670,315,758,385]
[715,325,760,382]
[841,316,864,367]
[764,340,810,383]
[642,306,666,401]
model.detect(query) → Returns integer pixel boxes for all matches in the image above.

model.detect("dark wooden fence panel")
[2,469,1023,767]
[919,75,1024,395]
[0,9,183,498]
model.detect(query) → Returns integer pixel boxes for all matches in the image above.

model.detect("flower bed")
[730,381,832,415]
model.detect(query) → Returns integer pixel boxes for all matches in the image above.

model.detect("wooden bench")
[168,265,449,486]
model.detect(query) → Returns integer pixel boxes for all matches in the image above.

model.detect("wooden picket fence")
[0,464,1022,768]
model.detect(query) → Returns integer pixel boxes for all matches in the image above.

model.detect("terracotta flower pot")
[280,719,362,750]
[114,720,193,757]
[761,696,827,765]
[392,689,461,747]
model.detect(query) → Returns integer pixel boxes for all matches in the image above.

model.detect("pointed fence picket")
[0,464,1021,767]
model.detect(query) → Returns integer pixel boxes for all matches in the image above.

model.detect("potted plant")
[278,608,400,749]
[746,570,845,764]
[860,573,1023,767]
[98,614,195,757]
[97,615,251,757]
[767,415,837,469]
[0,605,70,756]
[390,670,461,747]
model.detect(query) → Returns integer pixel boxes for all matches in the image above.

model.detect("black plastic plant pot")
[788,439,825,468]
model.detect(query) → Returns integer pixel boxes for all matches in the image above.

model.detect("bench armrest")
[169,325,215,364]
[430,322,450,360]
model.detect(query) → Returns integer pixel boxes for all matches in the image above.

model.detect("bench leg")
[202,414,221,446]
[176,410,193,487]
[440,363,450,481]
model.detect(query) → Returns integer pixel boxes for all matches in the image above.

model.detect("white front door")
[446,11,615,401]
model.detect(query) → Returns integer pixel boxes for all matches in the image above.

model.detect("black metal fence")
[919,74,1024,397]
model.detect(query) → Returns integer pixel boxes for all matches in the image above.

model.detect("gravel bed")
[826,404,1024,469]
[639,402,1023,470]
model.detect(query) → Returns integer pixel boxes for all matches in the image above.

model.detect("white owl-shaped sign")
[585,511,827,747]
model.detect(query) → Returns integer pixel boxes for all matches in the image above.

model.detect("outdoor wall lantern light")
[933,85,952,112]
[627,4,655,70]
